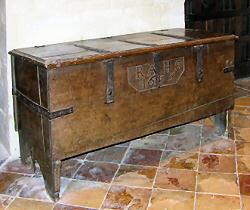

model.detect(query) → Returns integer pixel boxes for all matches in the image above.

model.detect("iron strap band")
[194,45,205,83]
[105,59,115,104]
[13,89,74,120]
[151,32,194,41]
[153,52,161,88]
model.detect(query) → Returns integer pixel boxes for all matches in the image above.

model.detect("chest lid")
[9,28,237,69]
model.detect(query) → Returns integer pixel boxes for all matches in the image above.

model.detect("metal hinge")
[105,59,115,104]
[194,45,205,83]
[13,90,74,120]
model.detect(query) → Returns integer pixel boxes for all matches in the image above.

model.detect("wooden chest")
[10,28,237,200]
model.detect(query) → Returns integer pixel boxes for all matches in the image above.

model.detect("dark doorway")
[185,0,250,78]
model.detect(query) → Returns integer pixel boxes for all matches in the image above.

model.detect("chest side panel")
[12,56,52,157]
[13,57,48,108]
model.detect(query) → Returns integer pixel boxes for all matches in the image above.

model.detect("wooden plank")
[9,28,238,69]
[152,28,227,40]
[74,38,148,52]
[116,33,183,46]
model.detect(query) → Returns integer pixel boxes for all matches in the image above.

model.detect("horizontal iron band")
[118,39,157,47]
[73,44,111,54]
[13,89,74,120]
[151,32,194,41]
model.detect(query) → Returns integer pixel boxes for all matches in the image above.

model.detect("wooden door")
[185,0,250,78]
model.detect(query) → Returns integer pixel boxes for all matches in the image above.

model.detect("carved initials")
[127,57,185,92]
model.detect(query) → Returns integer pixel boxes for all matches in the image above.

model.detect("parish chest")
[10,28,237,200]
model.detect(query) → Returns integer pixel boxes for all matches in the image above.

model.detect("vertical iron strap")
[153,52,161,88]
[105,60,115,104]
[194,45,205,83]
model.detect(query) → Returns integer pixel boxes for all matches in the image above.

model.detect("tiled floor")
[0,78,250,210]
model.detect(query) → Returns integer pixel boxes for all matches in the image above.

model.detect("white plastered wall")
[1,0,185,157]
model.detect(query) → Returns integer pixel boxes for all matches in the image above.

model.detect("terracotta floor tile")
[239,174,250,196]
[0,195,14,210]
[18,176,51,201]
[101,185,151,210]
[0,158,34,175]
[242,195,250,210]
[122,149,162,167]
[236,142,250,156]
[74,161,118,183]
[238,156,250,174]
[197,172,239,195]
[115,141,131,147]
[85,147,127,164]
[60,180,109,208]
[53,203,95,210]
[61,159,82,178]
[200,138,235,155]
[235,96,250,107]
[169,124,199,135]
[202,124,222,142]
[160,151,198,170]
[203,117,217,127]
[6,198,53,210]
[158,129,170,135]
[113,165,157,188]
[234,128,250,142]
[154,168,196,191]
[199,154,236,173]
[233,106,250,115]
[167,125,201,152]
[147,134,169,140]
[148,189,194,210]
[234,87,250,99]
[74,154,87,161]
[130,135,167,150]
[0,172,30,196]
[191,119,203,126]
[229,128,235,140]
[196,194,240,210]
[19,176,70,201]
[169,126,186,135]
[235,78,250,91]
[232,112,250,128]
